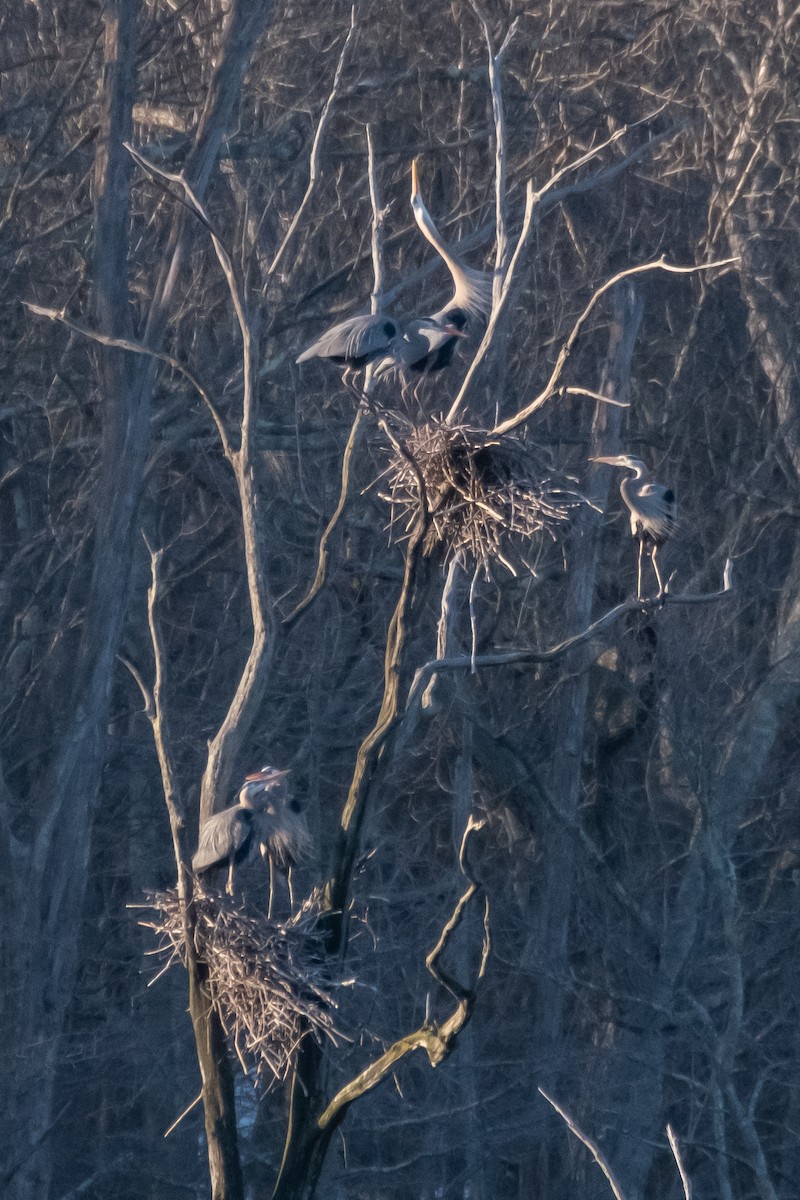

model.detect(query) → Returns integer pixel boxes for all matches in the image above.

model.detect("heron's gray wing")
[638,483,676,540]
[296,314,400,363]
[192,805,251,872]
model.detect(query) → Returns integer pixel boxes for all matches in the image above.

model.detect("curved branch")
[283,409,365,627]
[22,302,233,459]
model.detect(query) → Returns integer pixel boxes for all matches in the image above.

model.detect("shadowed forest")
[3,2,800,1198]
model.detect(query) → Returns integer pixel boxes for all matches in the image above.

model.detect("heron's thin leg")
[398,372,414,412]
[268,858,276,920]
[412,375,426,408]
[637,537,644,602]
[652,545,664,599]
[226,861,234,896]
[342,368,364,404]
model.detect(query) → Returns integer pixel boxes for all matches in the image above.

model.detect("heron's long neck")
[412,201,463,290]
[620,465,648,515]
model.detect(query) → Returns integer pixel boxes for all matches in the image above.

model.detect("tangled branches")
[383,419,582,575]
[142,891,342,1088]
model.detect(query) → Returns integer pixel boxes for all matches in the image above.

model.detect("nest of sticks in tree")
[383,419,582,575]
[142,890,342,1088]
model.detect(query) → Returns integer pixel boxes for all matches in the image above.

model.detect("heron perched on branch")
[193,766,310,912]
[591,454,676,600]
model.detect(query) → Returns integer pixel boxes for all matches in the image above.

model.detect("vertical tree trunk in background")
[9,6,140,1197]
[519,283,642,1186]
[6,4,276,1198]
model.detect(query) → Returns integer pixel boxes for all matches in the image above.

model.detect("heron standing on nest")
[193,766,310,914]
[591,454,676,600]
[371,160,492,394]
[296,312,466,400]
[297,161,488,402]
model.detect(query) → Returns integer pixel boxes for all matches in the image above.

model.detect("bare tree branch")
[491,257,737,436]
[667,1124,693,1200]
[538,1088,628,1200]
[318,815,489,1130]
[406,560,734,710]
[22,301,233,458]
[283,408,365,627]
[263,5,357,285]
[447,115,677,422]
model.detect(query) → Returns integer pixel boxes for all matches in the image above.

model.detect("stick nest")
[142,890,342,1088]
[384,420,582,574]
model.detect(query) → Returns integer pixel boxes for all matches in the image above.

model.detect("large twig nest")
[142,891,342,1088]
[383,419,583,575]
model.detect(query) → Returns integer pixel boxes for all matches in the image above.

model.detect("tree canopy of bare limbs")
[2,3,800,1200]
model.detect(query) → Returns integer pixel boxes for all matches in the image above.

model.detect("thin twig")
[163,1092,203,1139]
[560,385,630,409]
[264,6,357,286]
[143,541,189,900]
[22,302,233,458]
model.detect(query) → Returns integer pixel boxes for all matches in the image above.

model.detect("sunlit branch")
[318,816,489,1131]
[539,1088,628,1200]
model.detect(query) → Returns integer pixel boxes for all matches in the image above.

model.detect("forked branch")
[447,114,678,423]
[264,6,357,285]
[491,256,737,436]
[125,141,275,820]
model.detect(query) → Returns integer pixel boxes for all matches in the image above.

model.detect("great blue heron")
[296,312,466,398]
[192,766,309,911]
[371,160,492,390]
[591,454,676,600]
[297,161,488,400]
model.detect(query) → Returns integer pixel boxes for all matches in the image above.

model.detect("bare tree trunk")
[6,5,275,1198]
[520,282,642,1184]
[7,6,139,1196]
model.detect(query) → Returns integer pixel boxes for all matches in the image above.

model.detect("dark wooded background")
[2,1,799,1198]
